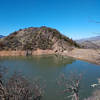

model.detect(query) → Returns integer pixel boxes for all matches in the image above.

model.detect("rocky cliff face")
[0,26,79,53]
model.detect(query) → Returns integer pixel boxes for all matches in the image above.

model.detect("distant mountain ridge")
[76,36,100,49]
[0,26,79,52]
[0,35,4,38]
[76,36,100,42]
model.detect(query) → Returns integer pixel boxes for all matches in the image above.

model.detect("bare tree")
[0,71,45,100]
[57,72,82,100]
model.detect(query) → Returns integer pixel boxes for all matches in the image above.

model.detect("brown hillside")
[0,26,79,52]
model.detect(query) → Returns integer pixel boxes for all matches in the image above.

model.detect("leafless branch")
[0,71,45,100]
[57,72,82,100]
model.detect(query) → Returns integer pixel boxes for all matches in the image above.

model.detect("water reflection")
[0,55,75,67]
[0,55,75,100]
[0,55,100,100]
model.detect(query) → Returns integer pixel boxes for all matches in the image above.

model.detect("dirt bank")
[0,49,54,56]
[0,49,100,65]
[65,48,100,65]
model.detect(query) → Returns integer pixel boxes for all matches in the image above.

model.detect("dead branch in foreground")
[0,72,45,100]
[57,72,82,100]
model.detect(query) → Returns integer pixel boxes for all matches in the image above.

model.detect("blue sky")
[0,0,100,39]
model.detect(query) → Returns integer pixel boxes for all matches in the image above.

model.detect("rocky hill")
[0,26,79,52]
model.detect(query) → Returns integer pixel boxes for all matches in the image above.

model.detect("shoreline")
[65,48,100,66]
[0,50,55,56]
[0,49,100,66]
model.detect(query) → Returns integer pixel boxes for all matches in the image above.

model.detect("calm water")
[0,55,100,100]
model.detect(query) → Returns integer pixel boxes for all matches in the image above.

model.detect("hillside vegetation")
[0,26,79,52]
